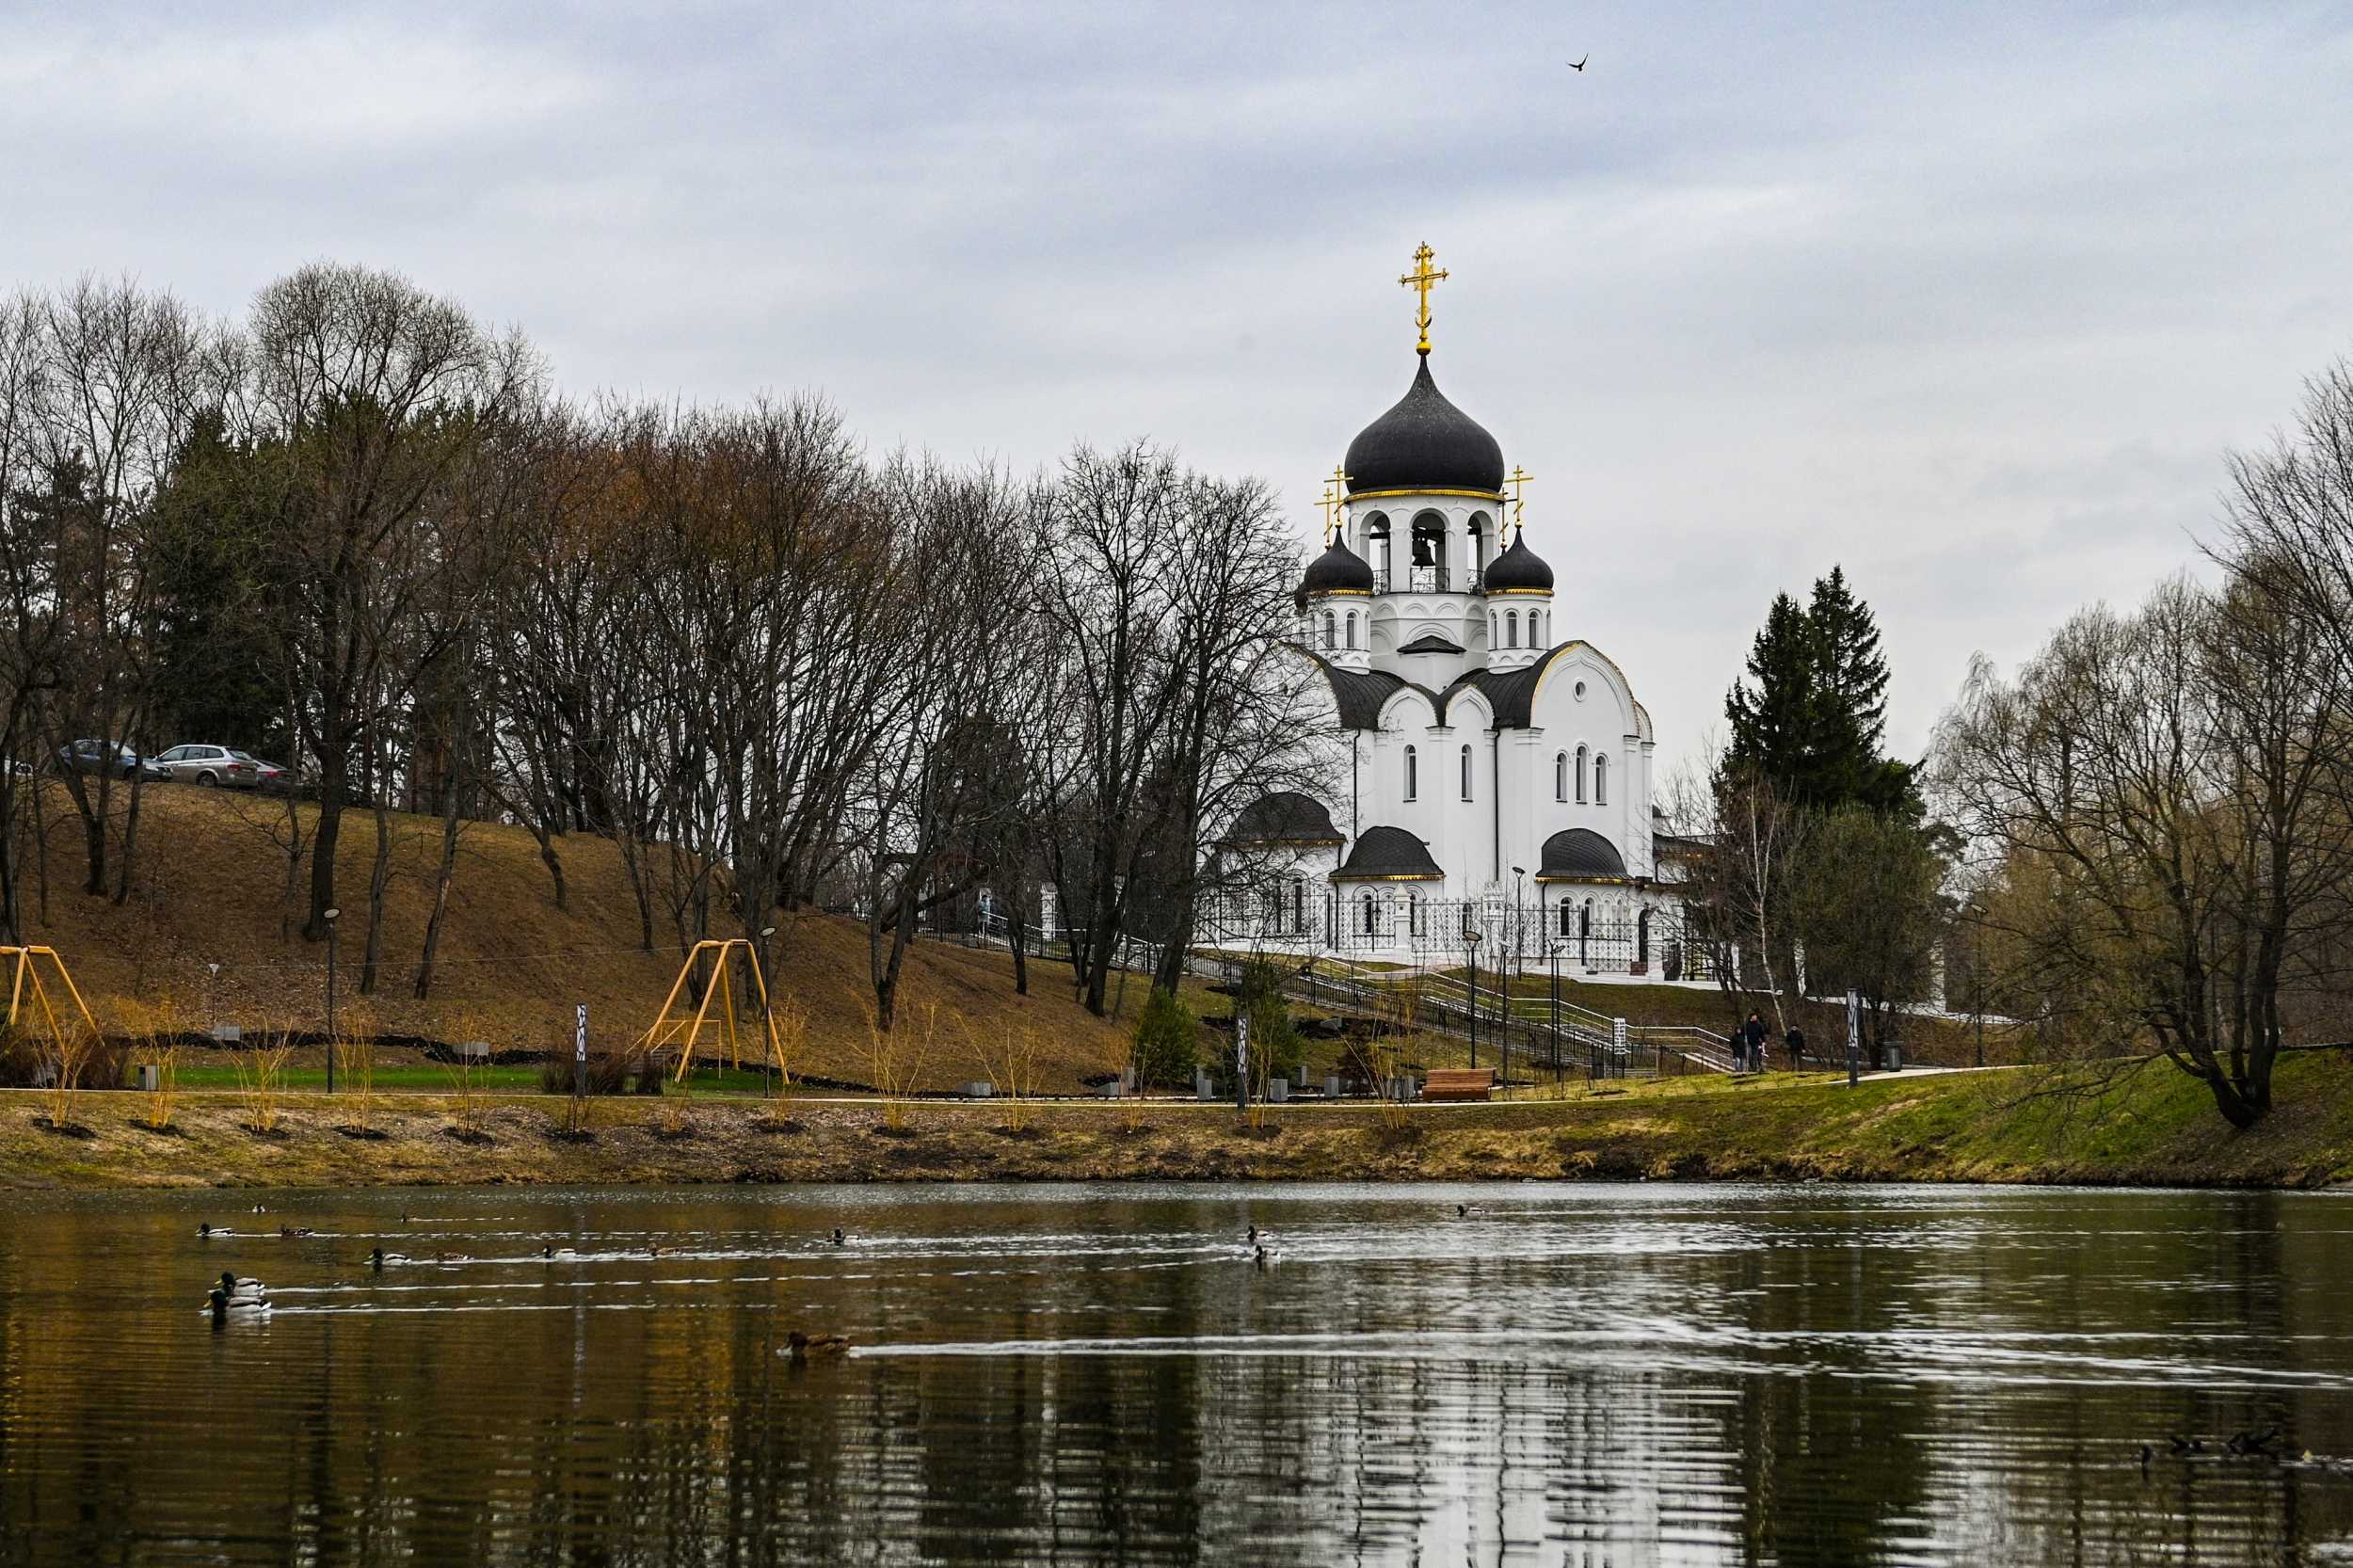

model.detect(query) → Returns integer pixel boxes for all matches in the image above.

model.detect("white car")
[152,744,262,788]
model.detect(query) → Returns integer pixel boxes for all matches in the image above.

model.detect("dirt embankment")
[8,1050,2350,1192]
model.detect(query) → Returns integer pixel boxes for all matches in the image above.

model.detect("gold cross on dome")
[1398,242,1449,355]
[1506,465,1534,529]
[1322,463,1353,541]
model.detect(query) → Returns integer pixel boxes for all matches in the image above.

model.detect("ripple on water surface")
[3,1181,2351,1566]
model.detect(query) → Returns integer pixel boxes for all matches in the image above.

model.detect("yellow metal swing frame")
[639,938,790,1085]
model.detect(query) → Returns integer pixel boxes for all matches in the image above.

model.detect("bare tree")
[239,263,536,945]
[1936,568,2353,1128]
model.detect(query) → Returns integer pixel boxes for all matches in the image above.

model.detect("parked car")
[230,751,292,792]
[56,740,164,780]
[152,744,263,788]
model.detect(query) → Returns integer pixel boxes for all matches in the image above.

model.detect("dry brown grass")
[862,1000,936,1132]
[233,1033,295,1135]
[8,784,1150,1088]
[115,997,183,1133]
[971,1021,1042,1132]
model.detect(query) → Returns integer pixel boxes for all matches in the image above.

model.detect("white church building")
[1207,248,1690,977]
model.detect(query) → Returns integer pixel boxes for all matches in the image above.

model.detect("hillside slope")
[3,785,1139,1091]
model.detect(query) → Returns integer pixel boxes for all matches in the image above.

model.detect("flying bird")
[1568,55,1588,72]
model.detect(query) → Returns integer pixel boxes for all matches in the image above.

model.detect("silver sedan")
[151,744,263,788]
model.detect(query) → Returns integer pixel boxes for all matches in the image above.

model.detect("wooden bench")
[1421,1067,1495,1102]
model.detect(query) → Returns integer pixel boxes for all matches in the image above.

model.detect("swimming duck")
[647,1243,672,1258]
[541,1244,579,1260]
[830,1228,846,1246]
[1253,1244,1271,1269]
[431,1250,471,1264]
[207,1286,269,1319]
[213,1272,267,1307]
[369,1247,395,1271]
[278,1225,314,1239]
[197,1223,227,1239]
[786,1330,852,1360]
[250,1204,267,1214]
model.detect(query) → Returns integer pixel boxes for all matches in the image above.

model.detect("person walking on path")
[1785,1024,1807,1071]
[1725,1025,1745,1073]
[1744,1013,1768,1074]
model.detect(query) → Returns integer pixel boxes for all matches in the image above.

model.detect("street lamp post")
[1549,939,1564,1091]
[1466,931,1481,1069]
[760,925,777,1096]
[1508,869,1525,1092]
[323,907,341,1093]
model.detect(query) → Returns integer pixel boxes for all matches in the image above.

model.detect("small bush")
[583,1052,632,1096]
[1130,987,1200,1089]
[1235,960,1305,1079]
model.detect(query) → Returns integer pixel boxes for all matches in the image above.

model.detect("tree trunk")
[1008,894,1029,997]
[306,780,344,942]
[529,811,567,911]
[111,766,146,905]
[360,796,392,996]
[413,752,465,999]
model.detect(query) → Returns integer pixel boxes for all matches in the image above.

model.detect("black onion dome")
[1330,825,1446,882]
[1482,529,1553,593]
[1538,827,1626,881]
[1225,792,1342,846]
[1344,357,1505,495]
[1301,536,1375,596]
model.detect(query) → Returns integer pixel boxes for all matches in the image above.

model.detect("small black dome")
[1482,529,1553,593]
[1301,536,1375,596]
[1344,357,1505,495]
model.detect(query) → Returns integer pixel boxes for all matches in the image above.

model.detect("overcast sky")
[5,1,2349,774]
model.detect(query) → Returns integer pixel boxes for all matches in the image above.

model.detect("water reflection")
[1,1183,2349,1565]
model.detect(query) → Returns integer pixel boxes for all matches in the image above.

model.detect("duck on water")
[206,1272,268,1318]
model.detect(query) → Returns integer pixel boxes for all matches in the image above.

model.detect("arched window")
[1459,743,1473,801]
[1409,893,1424,937]
[1575,744,1588,804]
[1469,511,1493,575]
[1489,612,1497,644]
[1345,611,1357,649]
[1290,878,1305,934]
[1367,513,1392,583]
[1506,611,1519,648]
[1595,753,1609,806]
[1554,751,1567,802]
[1361,892,1376,936]
[1579,899,1593,963]
[1531,610,1544,646]
[1637,907,1651,965]
[1560,898,1575,936]
[1321,611,1337,649]
[1403,744,1417,802]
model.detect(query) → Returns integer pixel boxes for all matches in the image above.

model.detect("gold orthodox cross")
[1506,465,1534,529]
[1323,463,1352,541]
[1399,242,1449,354]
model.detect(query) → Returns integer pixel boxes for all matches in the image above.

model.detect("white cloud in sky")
[3,0,2349,771]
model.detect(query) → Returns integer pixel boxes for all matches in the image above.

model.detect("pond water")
[1,1182,2349,1565]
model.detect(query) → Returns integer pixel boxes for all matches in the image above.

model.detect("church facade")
[1209,248,1689,976]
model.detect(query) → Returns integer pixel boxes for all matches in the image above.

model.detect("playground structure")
[640,938,790,1087]
[2,946,105,1091]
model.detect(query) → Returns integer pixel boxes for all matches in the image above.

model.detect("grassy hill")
[2,785,1148,1093]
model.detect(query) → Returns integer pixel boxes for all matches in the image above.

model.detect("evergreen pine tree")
[1723,591,1817,794]
[1723,567,1916,815]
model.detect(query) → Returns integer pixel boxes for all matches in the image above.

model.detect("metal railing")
[1370,566,1484,595]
